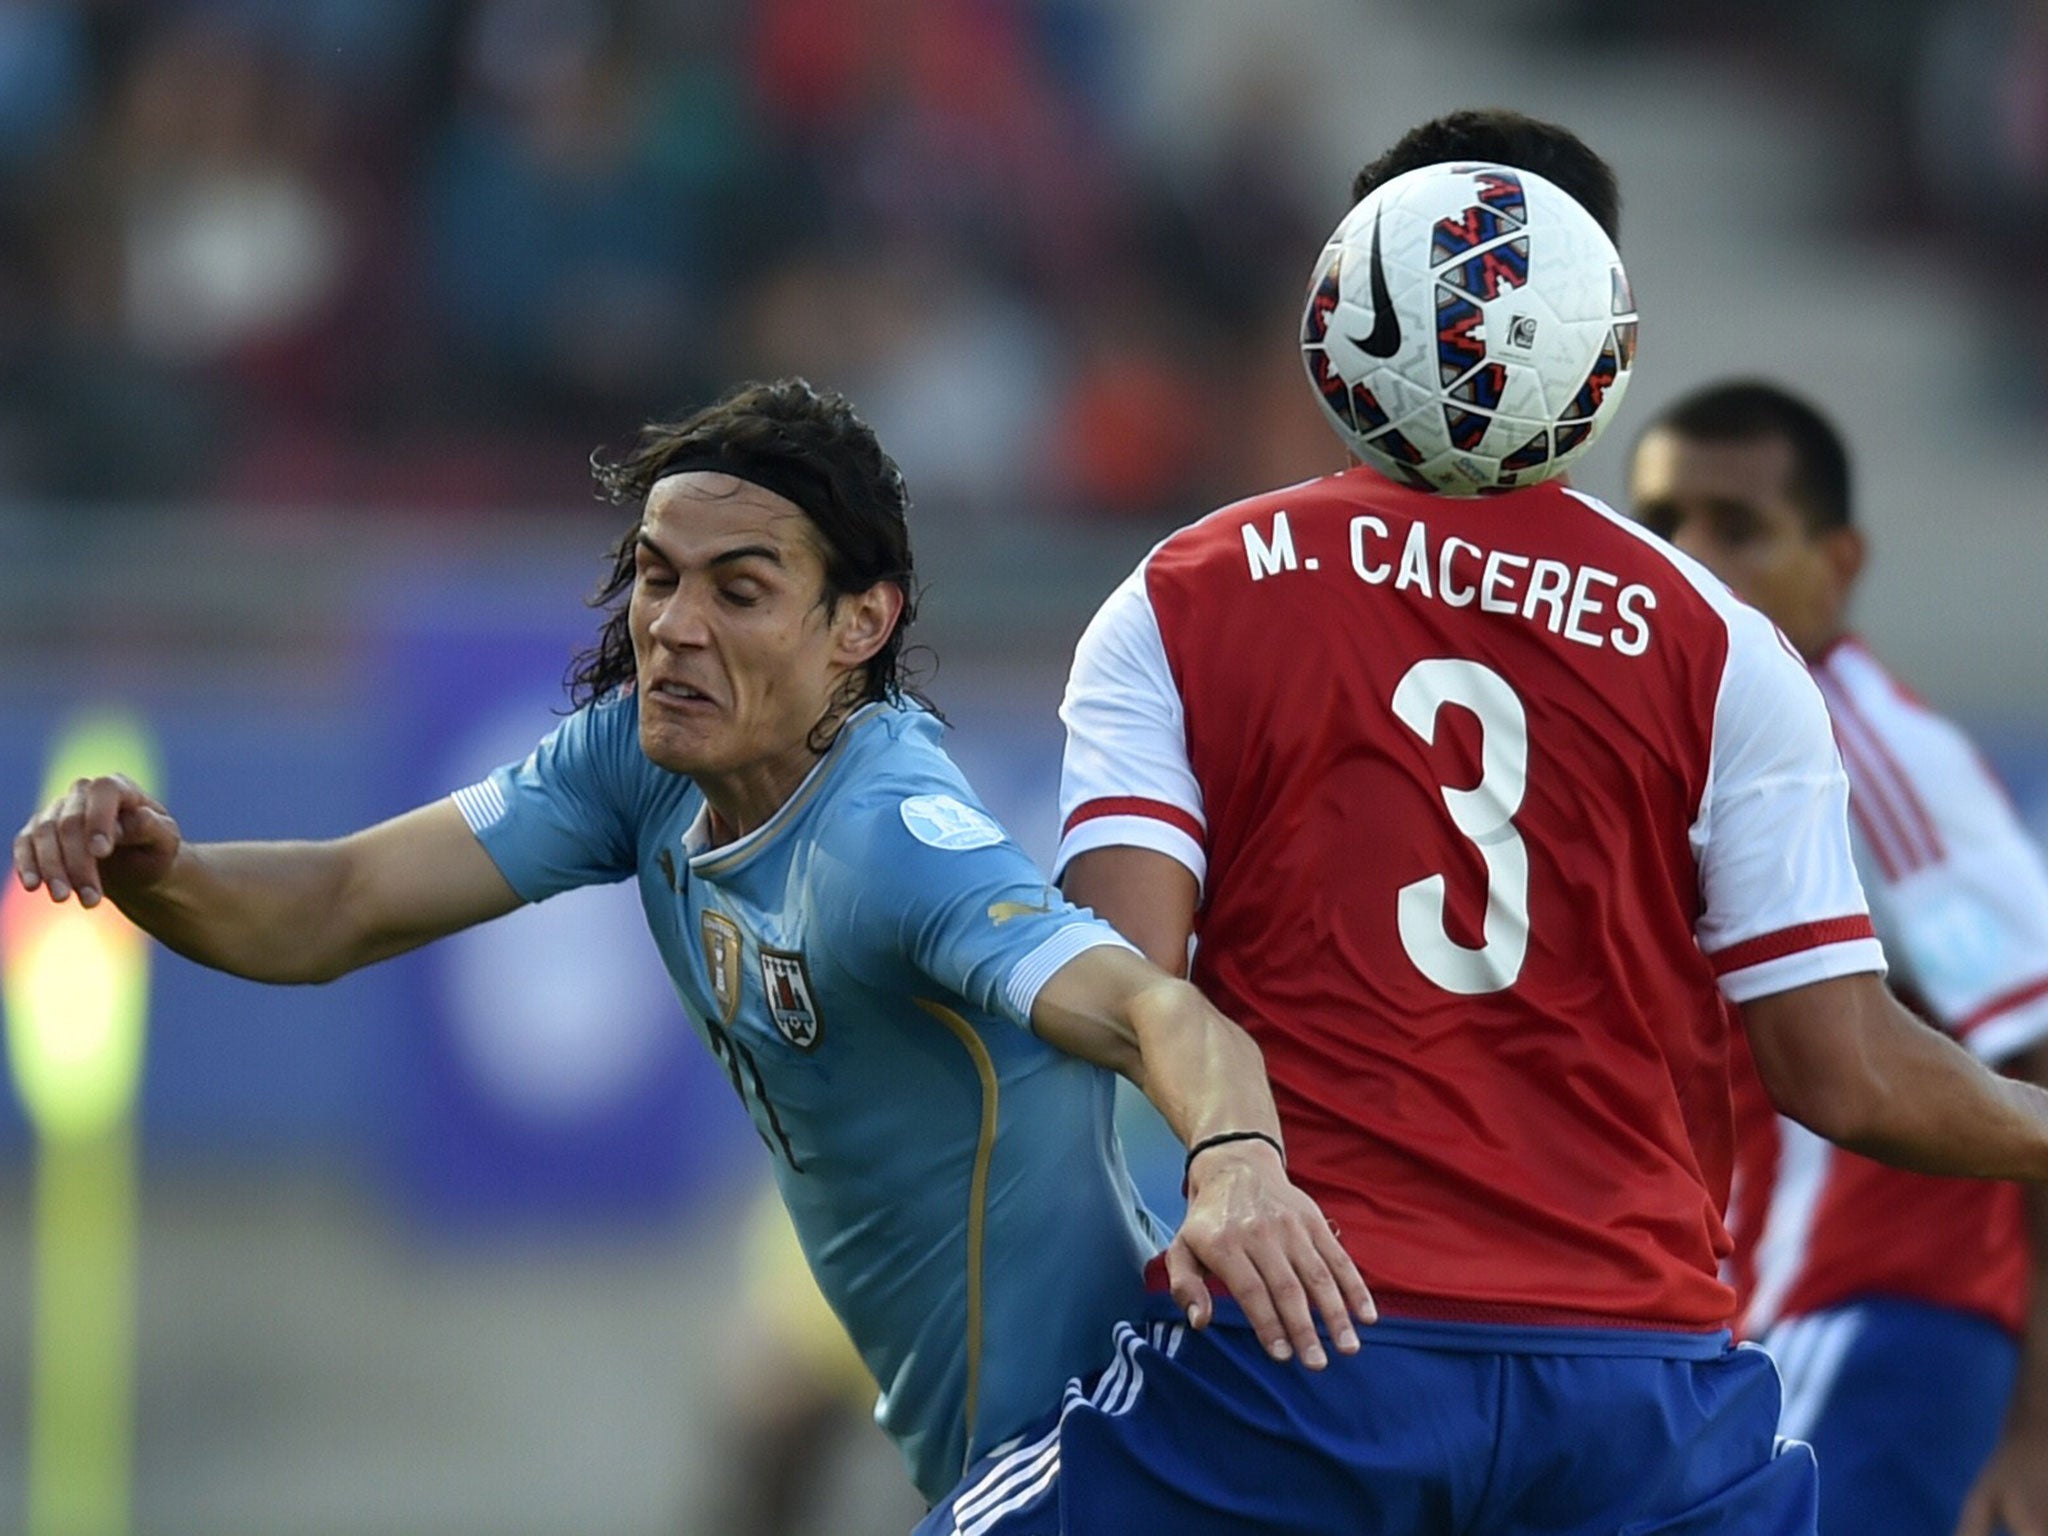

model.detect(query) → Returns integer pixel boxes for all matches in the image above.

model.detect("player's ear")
[832,581,904,669]
[1820,526,1866,595]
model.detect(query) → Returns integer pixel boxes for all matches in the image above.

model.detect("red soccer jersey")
[1730,637,2048,1340]
[1058,467,1882,1334]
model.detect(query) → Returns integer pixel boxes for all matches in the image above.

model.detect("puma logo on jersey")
[988,899,1052,926]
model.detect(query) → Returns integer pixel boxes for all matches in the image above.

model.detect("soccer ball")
[1300,161,1638,495]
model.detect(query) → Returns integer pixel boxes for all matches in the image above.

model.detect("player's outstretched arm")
[1743,974,2048,1182]
[1029,943,1375,1370]
[1954,1045,2048,1536]
[13,775,521,983]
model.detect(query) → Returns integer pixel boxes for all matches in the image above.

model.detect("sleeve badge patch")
[900,794,1005,851]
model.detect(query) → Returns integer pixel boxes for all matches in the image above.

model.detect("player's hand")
[1955,1422,2048,1536]
[14,774,182,909]
[1166,1138,1375,1370]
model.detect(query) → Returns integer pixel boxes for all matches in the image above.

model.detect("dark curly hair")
[569,378,932,726]
[1351,109,1621,243]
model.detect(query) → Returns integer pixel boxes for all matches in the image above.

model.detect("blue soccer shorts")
[1765,1298,2019,1536]
[920,1293,1817,1536]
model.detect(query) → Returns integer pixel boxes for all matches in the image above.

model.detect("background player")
[927,114,2048,1535]
[1629,379,2048,1536]
[693,1183,925,1536]
[12,378,1369,1511]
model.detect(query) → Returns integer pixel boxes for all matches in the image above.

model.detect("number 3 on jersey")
[1391,659,1530,995]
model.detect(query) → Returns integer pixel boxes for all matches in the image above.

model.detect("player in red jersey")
[1630,380,2048,1536]
[922,112,2048,1536]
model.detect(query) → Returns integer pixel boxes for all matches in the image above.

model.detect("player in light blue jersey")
[16,378,1371,1510]
[454,683,1183,1499]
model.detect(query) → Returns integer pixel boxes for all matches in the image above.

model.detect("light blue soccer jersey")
[452,694,1166,1503]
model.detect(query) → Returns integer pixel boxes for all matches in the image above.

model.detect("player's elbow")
[210,944,360,987]
[1772,1068,1893,1149]
[1742,974,1896,1146]
[1117,976,1192,1078]
[288,950,363,986]
[1126,975,1260,1077]
[229,928,370,987]
[1753,1029,1897,1147]
[225,907,387,986]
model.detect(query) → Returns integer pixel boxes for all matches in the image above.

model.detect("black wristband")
[1182,1130,1286,1195]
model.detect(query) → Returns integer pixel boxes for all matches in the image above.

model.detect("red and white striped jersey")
[1730,636,2048,1338]
[1057,466,1883,1334]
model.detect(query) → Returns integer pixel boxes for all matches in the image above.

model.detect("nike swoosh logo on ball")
[1348,209,1401,358]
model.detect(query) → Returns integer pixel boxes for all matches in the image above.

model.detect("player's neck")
[1802,624,1851,667]
[697,701,862,845]
[700,751,822,846]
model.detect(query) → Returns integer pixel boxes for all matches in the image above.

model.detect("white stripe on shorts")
[1766,1306,1867,1444]
[949,1329,1137,1534]
[948,1319,1181,1536]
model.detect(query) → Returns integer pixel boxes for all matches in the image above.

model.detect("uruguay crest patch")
[759,949,822,1051]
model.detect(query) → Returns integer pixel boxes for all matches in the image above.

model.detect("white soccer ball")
[1300,161,1637,495]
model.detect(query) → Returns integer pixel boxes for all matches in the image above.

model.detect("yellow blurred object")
[4,900,151,1144]
[3,712,159,1142]
[1,710,162,1536]
[741,1182,878,1410]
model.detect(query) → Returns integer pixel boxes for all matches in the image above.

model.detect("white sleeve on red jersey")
[1818,644,2048,1063]
[1690,603,1886,1002]
[1054,559,1208,888]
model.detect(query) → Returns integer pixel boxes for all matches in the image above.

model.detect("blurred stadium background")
[2,0,2046,1531]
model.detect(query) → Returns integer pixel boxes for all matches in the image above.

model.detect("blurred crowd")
[0,0,1344,519]
[1540,0,2048,250]
[3,0,2035,521]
